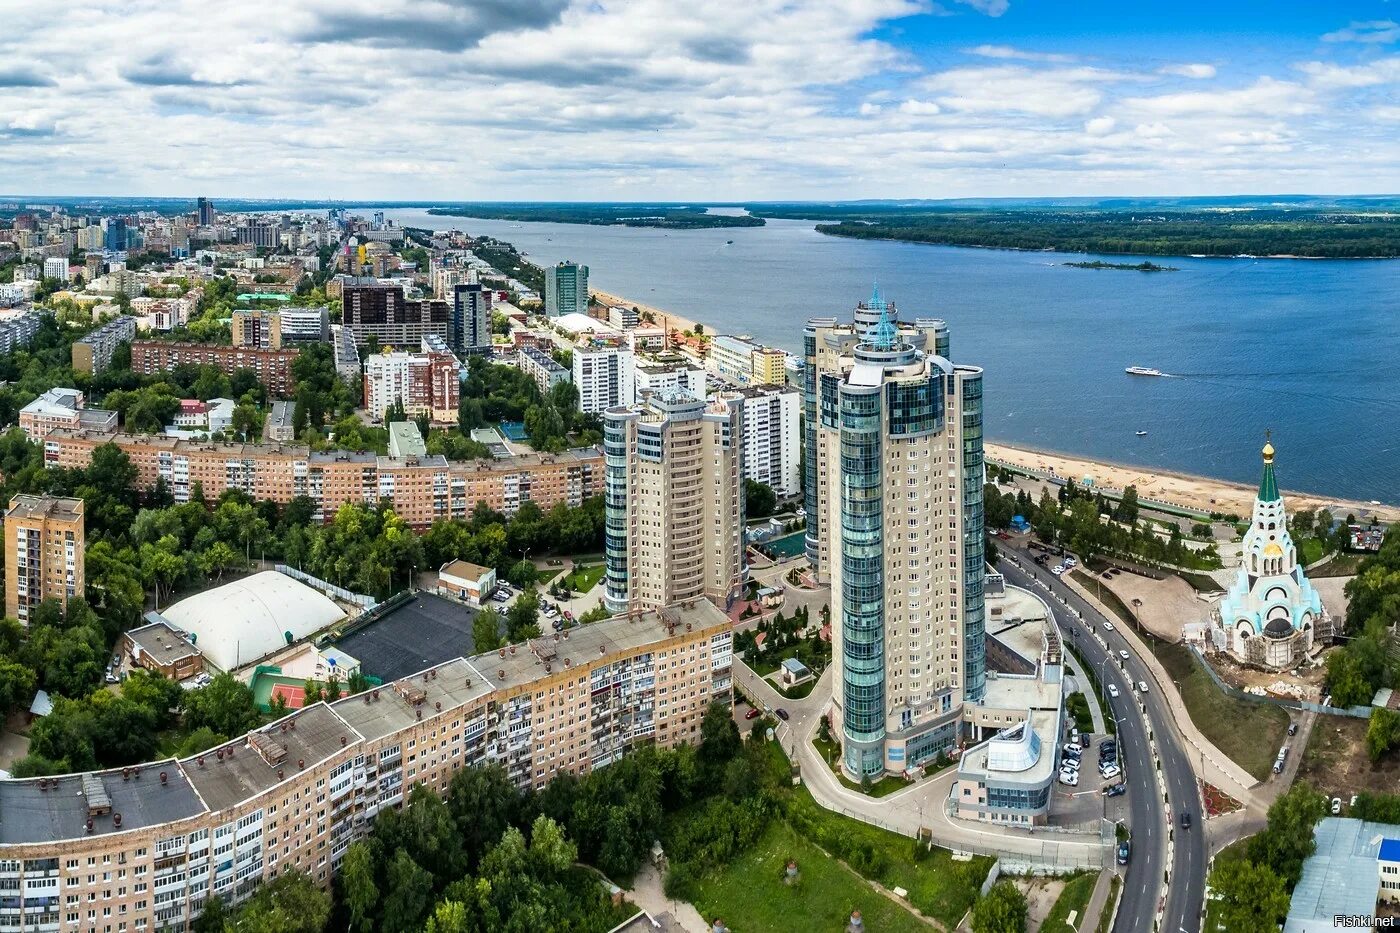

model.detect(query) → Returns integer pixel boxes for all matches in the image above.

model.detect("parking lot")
[1050,729,1128,827]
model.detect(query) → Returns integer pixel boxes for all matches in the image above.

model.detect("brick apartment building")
[131,341,300,396]
[363,351,460,423]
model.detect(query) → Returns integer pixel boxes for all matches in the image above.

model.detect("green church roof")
[1259,442,1280,502]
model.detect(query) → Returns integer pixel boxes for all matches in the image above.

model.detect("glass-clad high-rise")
[807,288,986,778]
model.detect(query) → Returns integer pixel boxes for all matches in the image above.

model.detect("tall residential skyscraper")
[572,338,635,415]
[451,282,493,355]
[806,288,985,779]
[544,260,589,317]
[5,495,85,624]
[197,197,215,226]
[602,391,745,615]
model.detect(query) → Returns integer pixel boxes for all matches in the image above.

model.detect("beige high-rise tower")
[5,495,85,624]
[602,391,745,615]
[805,288,987,780]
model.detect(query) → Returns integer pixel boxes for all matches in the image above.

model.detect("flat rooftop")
[958,709,1060,786]
[183,704,360,812]
[127,620,201,666]
[981,672,1063,713]
[336,592,481,682]
[469,601,729,693]
[5,494,83,522]
[1286,817,1389,932]
[0,764,206,845]
[330,657,495,743]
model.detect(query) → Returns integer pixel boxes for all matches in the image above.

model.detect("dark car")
[1180,811,1192,830]
[1105,783,1127,798]
[1116,840,1130,864]
[775,708,790,721]
[744,708,761,720]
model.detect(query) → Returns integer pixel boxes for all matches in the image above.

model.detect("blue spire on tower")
[869,304,897,350]
[869,280,886,312]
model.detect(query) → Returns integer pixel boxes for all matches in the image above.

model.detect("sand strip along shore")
[588,289,1398,524]
[986,442,1399,523]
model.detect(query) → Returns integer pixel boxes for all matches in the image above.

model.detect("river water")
[374,208,1400,503]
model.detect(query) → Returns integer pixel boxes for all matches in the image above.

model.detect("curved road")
[1000,549,1205,933]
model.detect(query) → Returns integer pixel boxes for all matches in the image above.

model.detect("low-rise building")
[387,421,427,458]
[1286,818,1397,931]
[43,431,604,528]
[123,618,204,681]
[19,387,118,442]
[264,400,296,442]
[437,560,497,606]
[72,315,136,374]
[332,324,362,382]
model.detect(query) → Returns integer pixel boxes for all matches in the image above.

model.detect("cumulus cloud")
[920,65,1123,117]
[1296,57,1400,89]
[296,0,571,51]
[1159,63,1216,79]
[1084,116,1116,136]
[1122,77,1314,117]
[1321,20,1400,44]
[967,44,1074,63]
[898,99,942,115]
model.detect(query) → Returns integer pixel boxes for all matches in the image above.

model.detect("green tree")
[225,870,329,933]
[447,765,521,869]
[1246,782,1328,887]
[183,674,262,738]
[971,880,1027,933]
[381,848,434,933]
[744,479,777,519]
[507,558,538,588]
[472,608,504,653]
[339,842,379,933]
[1367,707,1400,762]
[1208,859,1291,932]
[506,590,541,642]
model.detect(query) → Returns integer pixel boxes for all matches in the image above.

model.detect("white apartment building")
[572,339,635,415]
[732,384,801,499]
[602,392,745,615]
[634,361,705,404]
[806,288,987,780]
[42,257,69,282]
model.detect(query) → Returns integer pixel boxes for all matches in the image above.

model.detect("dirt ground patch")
[1014,876,1067,933]
[1297,714,1400,799]
[0,728,30,771]
[1310,575,1353,622]
[1098,570,1205,641]
[1207,649,1327,701]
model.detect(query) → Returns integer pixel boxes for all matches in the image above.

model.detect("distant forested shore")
[744,206,1400,258]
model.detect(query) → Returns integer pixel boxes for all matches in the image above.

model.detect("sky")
[2,0,1399,200]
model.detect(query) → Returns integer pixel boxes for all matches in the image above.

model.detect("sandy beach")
[986,442,1399,523]
[591,288,1398,524]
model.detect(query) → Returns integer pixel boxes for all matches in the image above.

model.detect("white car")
[1137,680,1149,694]
[1099,764,1121,779]
[1103,622,1115,632]
[1107,683,1120,698]
[1059,770,1079,786]
[1064,557,1078,568]
[1331,797,1342,815]
[1061,757,1080,771]
[1051,566,1065,576]
[1119,649,1130,661]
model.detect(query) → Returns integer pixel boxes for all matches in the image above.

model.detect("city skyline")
[2,1,1399,199]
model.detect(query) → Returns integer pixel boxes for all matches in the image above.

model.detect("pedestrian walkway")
[1081,869,1116,932]
[626,863,709,933]
[1066,672,1107,734]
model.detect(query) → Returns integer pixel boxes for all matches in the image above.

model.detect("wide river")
[374,208,1400,504]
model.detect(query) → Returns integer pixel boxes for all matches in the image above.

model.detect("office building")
[572,338,635,415]
[197,196,215,226]
[709,334,788,387]
[4,494,85,624]
[607,305,640,329]
[279,306,330,342]
[236,222,281,249]
[19,388,118,442]
[363,350,460,423]
[732,384,801,499]
[0,603,730,930]
[634,361,705,403]
[544,261,589,317]
[232,308,282,349]
[42,256,69,282]
[518,346,571,395]
[342,281,450,347]
[44,431,603,529]
[131,341,299,396]
[104,217,127,251]
[122,618,204,681]
[71,315,137,374]
[451,282,493,355]
[806,288,987,779]
[602,392,745,615]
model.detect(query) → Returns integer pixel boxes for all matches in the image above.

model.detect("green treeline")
[745,207,1400,258]
[428,204,764,229]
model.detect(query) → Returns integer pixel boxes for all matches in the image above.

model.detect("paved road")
[1001,548,1205,933]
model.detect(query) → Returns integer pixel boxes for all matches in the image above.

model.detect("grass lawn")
[1154,641,1289,781]
[534,568,562,586]
[1061,642,1115,736]
[1298,537,1325,566]
[1041,872,1097,932]
[1175,570,1224,594]
[560,564,605,593]
[775,678,817,700]
[1311,552,1365,578]
[688,820,933,933]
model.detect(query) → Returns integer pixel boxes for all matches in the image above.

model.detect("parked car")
[1099,764,1120,779]
[775,708,790,721]
[1058,770,1079,787]
[1107,683,1120,698]
[1051,566,1065,576]
[1064,557,1078,568]
[744,707,761,720]
[1079,733,1091,749]
[1061,757,1080,772]
[1137,681,1149,694]
[1105,783,1127,798]
[194,672,212,687]
[105,670,119,685]
[1180,811,1192,829]
[1287,722,1299,736]
[1331,798,1342,815]
[1117,840,1131,864]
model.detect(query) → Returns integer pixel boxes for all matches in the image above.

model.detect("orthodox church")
[1214,440,1331,669]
